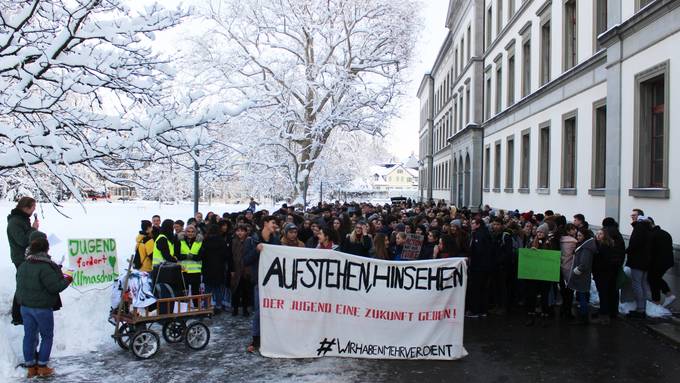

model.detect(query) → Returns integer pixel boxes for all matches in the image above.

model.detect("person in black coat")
[339,223,372,257]
[626,216,653,317]
[418,230,439,260]
[647,218,675,307]
[466,218,495,318]
[593,221,625,324]
[491,218,515,314]
[199,224,232,314]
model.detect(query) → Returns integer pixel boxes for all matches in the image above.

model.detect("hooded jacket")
[7,208,36,267]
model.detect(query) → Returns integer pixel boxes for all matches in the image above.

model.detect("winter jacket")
[418,242,436,260]
[468,228,496,272]
[649,226,674,272]
[340,235,373,257]
[244,232,281,282]
[135,234,154,272]
[492,230,515,270]
[559,236,578,280]
[16,252,69,309]
[305,236,319,249]
[626,221,652,271]
[391,244,405,260]
[199,235,231,286]
[568,238,597,293]
[231,236,251,291]
[7,208,35,267]
[281,237,305,247]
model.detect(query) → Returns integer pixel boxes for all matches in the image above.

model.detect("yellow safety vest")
[179,239,202,274]
[152,234,175,267]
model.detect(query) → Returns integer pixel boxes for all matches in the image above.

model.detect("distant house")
[368,163,418,191]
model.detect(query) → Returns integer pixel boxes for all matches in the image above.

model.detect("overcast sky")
[387,0,450,159]
[132,0,451,160]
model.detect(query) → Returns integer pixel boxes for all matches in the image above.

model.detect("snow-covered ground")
[0,200,272,380]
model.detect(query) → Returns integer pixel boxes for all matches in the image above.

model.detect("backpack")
[132,246,142,270]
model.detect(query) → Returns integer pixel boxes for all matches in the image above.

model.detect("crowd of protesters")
[131,198,675,354]
[8,195,676,374]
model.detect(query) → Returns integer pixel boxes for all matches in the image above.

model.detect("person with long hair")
[568,227,597,325]
[371,233,392,260]
[339,222,372,257]
[593,219,626,324]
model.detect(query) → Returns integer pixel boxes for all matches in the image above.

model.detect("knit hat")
[536,223,550,236]
[395,223,406,232]
[28,230,47,243]
[283,223,298,234]
[450,219,462,228]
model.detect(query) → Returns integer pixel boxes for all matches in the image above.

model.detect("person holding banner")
[339,222,372,257]
[244,216,280,353]
[370,233,392,260]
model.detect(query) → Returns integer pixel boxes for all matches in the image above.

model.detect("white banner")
[259,245,468,360]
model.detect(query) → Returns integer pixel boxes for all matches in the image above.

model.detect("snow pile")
[0,200,268,378]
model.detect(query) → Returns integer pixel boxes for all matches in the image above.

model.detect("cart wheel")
[184,322,210,350]
[162,320,186,343]
[130,330,160,359]
[115,323,135,350]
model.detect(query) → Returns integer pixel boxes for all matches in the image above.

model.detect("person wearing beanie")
[135,220,154,272]
[281,223,304,247]
[626,213,653,318]
[16,237,72,378]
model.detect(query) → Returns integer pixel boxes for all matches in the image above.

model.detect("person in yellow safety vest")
[152,219,178,267]
[177,224,203,303]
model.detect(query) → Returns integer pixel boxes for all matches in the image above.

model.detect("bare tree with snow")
[188,0,419,205]
[0,0,249,203]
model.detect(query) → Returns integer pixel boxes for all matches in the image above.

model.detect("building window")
[494,142,502,190]
[485,74,492,119]
[495,63,503,114]
[592,103,606,189]
[564,0,578,71]
[635,63,669,191]
[507,53,515,106]
[454,48,458,78]
[497,0,503,35]
[506,137,515,189]
[465,87,470,124]
[453,101,458,133]
[561,112,577,190]
[458,93,464,130]
[538,123,550,189]
[540,20,551,86]
[520,131,530,189]
[486,7,493,48]
[522,38,531,97]
[467,25,471,60]
[636,0,654,11]
[484,146,491,189]
[594,0,607,51]
[460,38,465,72]
[508,0,515,19]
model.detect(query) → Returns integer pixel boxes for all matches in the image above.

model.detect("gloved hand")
[573,267,582,276]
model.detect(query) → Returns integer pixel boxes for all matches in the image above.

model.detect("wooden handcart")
[109,257,214,359]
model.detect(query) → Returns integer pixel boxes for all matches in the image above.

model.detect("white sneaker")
[662,295,676,308]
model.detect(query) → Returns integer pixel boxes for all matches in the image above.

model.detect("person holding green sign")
[524,224,558,327]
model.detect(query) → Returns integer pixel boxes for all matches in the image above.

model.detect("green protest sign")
[67,239,119,286]
[517,248,561,282]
